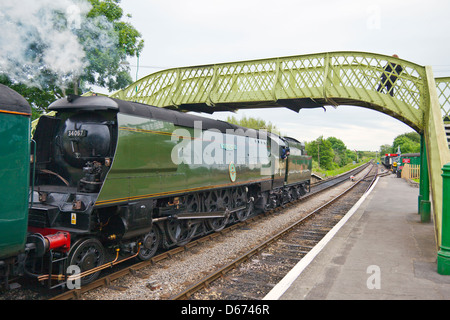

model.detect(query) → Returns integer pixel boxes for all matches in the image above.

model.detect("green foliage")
[379,144,391,155]
[305,136,336,170]
[0,74,62,120]
[327,136,349,167]
[316,158,371,178]
[81,0,144,92]
[0,0,144,118]
[305,135,369,173]
[392,132,420,153]
[88,0,124,22]
[346,149,357,162]
[226,115,280,134]
[379,132,420,155]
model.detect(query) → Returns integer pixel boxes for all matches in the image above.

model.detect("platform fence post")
[419,134,431,222]
[438,163,450,275]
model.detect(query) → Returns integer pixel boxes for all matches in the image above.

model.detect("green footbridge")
[109,51,450,273]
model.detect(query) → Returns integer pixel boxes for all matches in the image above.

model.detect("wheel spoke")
[204,189,231,231]
[68,238,105,285]
[137,227,160,261]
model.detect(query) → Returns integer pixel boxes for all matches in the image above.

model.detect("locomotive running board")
[173,206,247,220]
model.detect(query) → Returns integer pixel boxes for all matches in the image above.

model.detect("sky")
[105,0,450,151]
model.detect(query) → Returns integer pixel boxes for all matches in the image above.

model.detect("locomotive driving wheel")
[185,193,200,213]
[233,186,252,222]
[137,227,161,261]
[165,219,198,246]
[68,237,106,286]
[165,192,201,246]
[204,189,231,231]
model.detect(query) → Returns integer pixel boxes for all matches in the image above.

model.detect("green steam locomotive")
[1,92,312,287]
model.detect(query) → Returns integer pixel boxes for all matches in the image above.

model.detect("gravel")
[0,166,372,300]
[83,170,369,300]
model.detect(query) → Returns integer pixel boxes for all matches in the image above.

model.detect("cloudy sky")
[112,0,450,151]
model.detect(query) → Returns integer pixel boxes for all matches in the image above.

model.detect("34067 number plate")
[67,129,87,137]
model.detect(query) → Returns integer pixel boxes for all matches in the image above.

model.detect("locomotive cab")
[30,96,118,234]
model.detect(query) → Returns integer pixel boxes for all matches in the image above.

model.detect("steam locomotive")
[0,86,312,289]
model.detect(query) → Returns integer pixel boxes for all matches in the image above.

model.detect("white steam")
[0,0,118,89]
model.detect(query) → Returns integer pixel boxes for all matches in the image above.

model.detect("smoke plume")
[0,0,118,90]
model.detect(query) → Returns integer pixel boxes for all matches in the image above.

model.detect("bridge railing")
[109,51,450,252]
[111,51,427,131]
[436,77,450,120]
[327,54,424,108]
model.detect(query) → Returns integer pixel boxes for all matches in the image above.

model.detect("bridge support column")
[423,66,450,264]
[438,163,450,275]
[419,134,431,222]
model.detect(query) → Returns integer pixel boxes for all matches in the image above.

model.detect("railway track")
[0,162,373,300]
[46,165,367,300]
[170,163,378,300]
[44,162,375,300]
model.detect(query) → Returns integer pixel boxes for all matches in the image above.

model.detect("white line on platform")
[263,177,380,300]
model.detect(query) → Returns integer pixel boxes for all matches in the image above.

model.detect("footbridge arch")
[110,51,450,262]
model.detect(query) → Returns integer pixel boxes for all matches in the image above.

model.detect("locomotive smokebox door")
[60,112,112,169]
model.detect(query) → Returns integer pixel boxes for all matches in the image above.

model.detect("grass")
[313,158,372,178]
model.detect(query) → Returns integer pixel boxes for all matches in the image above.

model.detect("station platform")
[264,173,450,300]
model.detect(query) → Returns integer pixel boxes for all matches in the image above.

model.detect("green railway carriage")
[0,85,31,261]
[396,153,421,177]
[30,95,311,284]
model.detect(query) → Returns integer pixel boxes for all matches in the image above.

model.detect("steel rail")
[49,162,372,300]
[170,163,377,300]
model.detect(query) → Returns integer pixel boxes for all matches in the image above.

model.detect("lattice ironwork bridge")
[108,51,450,271]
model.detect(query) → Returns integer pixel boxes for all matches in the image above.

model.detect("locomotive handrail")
[29,139,36,209]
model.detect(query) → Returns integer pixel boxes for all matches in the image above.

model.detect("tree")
[379,144,391,156]
[226,115,280,134]
[0,74,60,119]
[326,136,349,166]
[80,0,144,92]
[378,132,420,156]
[346,149,357,162]
[392,132,420,154]
[0,0,144,118]
[305,136,335,170]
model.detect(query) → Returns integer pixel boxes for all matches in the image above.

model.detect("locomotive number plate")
[67,129,87,137]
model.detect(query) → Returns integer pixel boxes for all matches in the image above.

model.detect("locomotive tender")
[2,92,312,287]
[0,84,32,281]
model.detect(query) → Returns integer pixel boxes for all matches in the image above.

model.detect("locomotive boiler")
[3,92,312,287]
